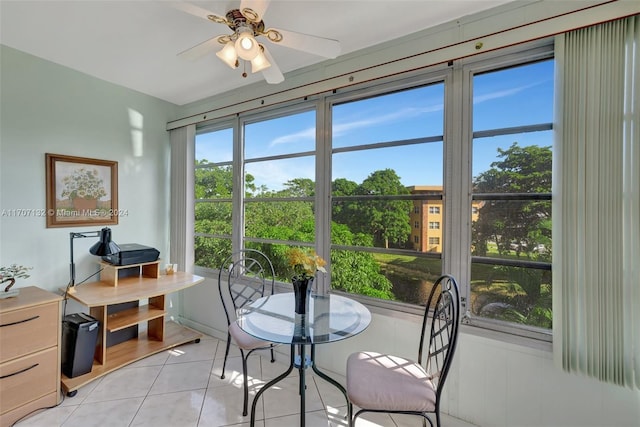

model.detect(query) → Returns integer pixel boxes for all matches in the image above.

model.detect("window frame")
[459,43,555,341]
[193,40,555,340]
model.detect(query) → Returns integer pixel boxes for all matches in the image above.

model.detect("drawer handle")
[0,315,40,328]
[0,363,39,379]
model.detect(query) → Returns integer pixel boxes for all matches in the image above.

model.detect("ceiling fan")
[172,0,341,84]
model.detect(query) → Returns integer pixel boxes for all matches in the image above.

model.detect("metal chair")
[346,274,461,427]
[218,249,278,416]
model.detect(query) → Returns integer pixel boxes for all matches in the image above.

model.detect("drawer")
[0,302,58,363]
[0,391,58,427]
[0,347,58,415]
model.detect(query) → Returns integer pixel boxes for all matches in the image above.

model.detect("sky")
[196,59,554,192]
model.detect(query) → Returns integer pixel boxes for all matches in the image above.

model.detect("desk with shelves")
[61,265,204,395]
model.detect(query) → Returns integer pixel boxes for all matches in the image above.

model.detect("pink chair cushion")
[229,321,272,350]
[346,351,436,412]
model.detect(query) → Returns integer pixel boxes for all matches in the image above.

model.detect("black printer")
[102,243,160,266]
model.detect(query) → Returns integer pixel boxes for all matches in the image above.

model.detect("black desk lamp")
[69,227,120,292]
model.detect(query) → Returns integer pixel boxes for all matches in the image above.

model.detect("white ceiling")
[0,1,514,106]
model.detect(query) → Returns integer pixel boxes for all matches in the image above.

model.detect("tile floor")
[15,334,477,427]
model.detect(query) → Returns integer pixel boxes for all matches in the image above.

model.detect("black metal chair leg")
[270,346,275,363]
[241,351,249,417]
[221,333,231,379]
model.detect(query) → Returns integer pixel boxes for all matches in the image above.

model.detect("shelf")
[60,322,201,394]
[100,260,160,287]
[106,304,166,333]
[60,271,204,396]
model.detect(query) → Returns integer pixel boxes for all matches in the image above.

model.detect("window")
[330,82,445,305]
[193,42,554,336]
[194,125,234,268]
[469,59,553,330]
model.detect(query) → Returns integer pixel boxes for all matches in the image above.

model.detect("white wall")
[0,45,177,313]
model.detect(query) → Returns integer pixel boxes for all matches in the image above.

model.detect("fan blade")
[240,0,270,23]
[168,1,228,25]
[261,46,284,84]
[177,37,220,61]
[267,28,340,59]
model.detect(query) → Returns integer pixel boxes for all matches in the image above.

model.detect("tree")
[472,143,552,261]
[356,169,412,249]
[471,142,552,327]
[195,161,232,199]
[330,223,394,299]
[281,178,315,197]
[332,178,360,228]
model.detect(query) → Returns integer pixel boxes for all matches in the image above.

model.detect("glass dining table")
[236,292,371,427]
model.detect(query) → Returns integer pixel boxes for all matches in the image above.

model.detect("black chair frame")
[349,274,460,427]
[218,248,277,416]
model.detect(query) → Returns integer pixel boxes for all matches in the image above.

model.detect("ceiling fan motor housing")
[225,9,264,36]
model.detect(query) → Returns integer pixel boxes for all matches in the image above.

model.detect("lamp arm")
[68,230,103,287]
[69,232,76,287]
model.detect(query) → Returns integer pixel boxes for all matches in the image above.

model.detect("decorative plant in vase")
[287,248,326,314]
[61,167,107,210]
[0,264,32,297]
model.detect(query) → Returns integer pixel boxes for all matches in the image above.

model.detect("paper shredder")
[61,313,99,378]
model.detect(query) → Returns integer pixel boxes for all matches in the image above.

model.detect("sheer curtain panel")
[554,15,639,389]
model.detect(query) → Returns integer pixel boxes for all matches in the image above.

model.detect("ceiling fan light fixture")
[216,41,238,69]
[250,47,271,73]
[235,27,260,61]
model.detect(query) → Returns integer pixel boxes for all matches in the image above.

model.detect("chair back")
[217,249,276,326]
[417,274,460,400]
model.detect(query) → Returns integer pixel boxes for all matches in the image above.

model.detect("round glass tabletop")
[236,293,371,345]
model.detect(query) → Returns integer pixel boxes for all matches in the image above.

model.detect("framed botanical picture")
[45,153,118,228]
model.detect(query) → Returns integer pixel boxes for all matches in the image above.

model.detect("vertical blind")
[169,125,196,274]
[554,15,639,388]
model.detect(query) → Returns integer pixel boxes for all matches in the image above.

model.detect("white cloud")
[270,103,444,146]
[473,81,544,104]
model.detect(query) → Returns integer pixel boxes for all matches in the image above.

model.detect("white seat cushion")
[229,321,272,350]
[346,351,436,412]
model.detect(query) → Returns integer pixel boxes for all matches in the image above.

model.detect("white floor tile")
[13,334,477,427]
[83,365,162,403]
[61,397,144,427]
[149,360,213,395]
[130,390,205,427]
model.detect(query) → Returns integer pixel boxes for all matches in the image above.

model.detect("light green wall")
[0,45,178,300]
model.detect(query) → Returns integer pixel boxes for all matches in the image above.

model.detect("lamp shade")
[216,41,238,69]
[251,47,271,73]
[89,227,120,256]
[235,28,260,61]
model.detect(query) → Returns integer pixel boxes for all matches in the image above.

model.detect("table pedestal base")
[250,343,349,427]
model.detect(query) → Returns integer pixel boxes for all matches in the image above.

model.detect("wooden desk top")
[63,272,204,307]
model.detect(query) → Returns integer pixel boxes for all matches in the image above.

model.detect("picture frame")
[45,153,119,228]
